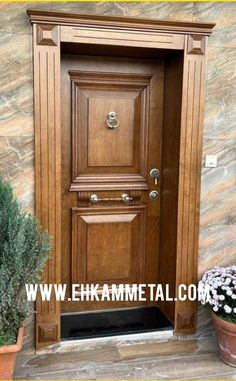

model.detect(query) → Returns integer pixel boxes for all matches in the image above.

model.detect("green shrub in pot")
[0,177,51,346]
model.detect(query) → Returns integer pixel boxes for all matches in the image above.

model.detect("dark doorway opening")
[61,306,172,340]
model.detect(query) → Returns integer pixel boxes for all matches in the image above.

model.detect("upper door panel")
[69,71,152,191]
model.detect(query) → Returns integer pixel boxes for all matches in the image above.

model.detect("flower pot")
[212,312,236,367]
[0,327,24,380]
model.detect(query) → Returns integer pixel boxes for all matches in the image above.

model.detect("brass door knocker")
[106,111,119,129]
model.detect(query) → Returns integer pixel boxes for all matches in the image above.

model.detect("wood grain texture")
[69,71,151,191]
[61,25,185,50]
[33,23,61,349]
[158,52,183,324]
[61,55,163,314]
[27,9,215,36]
[175,36,207,333]
[71,206,146,287]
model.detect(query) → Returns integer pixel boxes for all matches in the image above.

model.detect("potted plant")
[199,266,236,367]
[0,177,51,380]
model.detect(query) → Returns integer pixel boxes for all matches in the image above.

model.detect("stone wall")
[1,2,235,351]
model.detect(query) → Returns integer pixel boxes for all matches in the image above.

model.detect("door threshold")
[37,328,174,354]
[37,306,173,354]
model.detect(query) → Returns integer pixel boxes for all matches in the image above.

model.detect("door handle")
[150,168,160,185]
[90,194,133,204]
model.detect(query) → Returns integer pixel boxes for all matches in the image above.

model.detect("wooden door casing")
[27,9,215,349]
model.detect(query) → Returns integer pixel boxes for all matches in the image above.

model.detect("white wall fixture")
[205,155,217,168]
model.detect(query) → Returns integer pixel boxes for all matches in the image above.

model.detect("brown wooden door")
[61,54,164,313]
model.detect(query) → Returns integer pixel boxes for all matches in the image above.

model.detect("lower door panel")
[71,206,146,293]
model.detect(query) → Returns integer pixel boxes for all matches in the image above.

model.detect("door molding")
[27,9,215,349]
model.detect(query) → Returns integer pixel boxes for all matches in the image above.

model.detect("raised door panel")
[88,96,135,167]
[69,71,151,191]
[71,206,146,291]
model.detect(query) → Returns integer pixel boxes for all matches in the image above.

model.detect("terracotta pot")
[212,312,236,367]
[0,327,24,380]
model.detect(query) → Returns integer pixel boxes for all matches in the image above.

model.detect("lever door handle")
[150,168,160,185]
[90,194,133,204]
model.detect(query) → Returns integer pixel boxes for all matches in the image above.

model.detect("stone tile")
[0,135,34,211]
[108,2,194,20]
[28,347,120,367]
[15,347,119,380]
[200,140,236,226]
[0,33,33,136]
[203,373,236,380]
[14,335,233,380]
[25,370,96,380]
[204,46,236,142]
[199,224,236,275]
[38,330,173,354]
[21,313,36,355]
[50,1,193,21]
[118,340,198,359]
[15,347,120,378]
[193,3,236,48]
[196,304,214,338]
[95,362,137,380]
[0,1,131,36]
[14,361,96,380]
[94,352,235,380]
[130,353,236,380]
[0,2,193,36]
[0,2,32,35]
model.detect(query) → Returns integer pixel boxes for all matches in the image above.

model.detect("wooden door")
[61,54,164,313]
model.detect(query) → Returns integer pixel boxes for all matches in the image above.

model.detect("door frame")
[27,9,214,349]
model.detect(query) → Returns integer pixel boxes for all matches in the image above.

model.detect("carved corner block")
[177,311,194,329]
[187,35,206,55]
[38,323,58,343]
[36,24,59,46]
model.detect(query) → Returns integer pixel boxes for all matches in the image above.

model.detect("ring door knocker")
[106,111,119,129]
